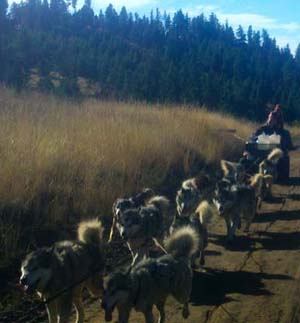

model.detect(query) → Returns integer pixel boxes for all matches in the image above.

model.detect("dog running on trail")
[102,226,199,323]
[111,189,173,265]
[20,219,105,323]
[213,179,257,242]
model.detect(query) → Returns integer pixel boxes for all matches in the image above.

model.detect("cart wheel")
[277,155,290,183]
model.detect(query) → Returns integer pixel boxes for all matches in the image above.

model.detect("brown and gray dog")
[220,159,247,185]
[259,148,284,180]
[175,174,213,216]
[259,148,284,197]
[174,174,214,267]
[20,219,105,323]
[170,200,213,267]
[102,226,199,323]
[109,188,155,243]
[249,173,273,209]
[110,189,173,265]
[213,179,256,242]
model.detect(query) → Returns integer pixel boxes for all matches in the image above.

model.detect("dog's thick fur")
[176,174,213,217]
[20,219,105,323]
[112,193,173,264]
[109,188,155,243]
[259,148,284,180]
[249,173,273,209]
[102,226,199,323]
[213,180,256,241]
[259,148,283,198]
[194,200,214,265]
[220,159,246,185]
[170,200,213,267]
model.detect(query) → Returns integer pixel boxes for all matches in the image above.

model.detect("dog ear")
[108,216,116,243]
[112,199,119,215]
[221,160,235,176]
[142,187,155,197]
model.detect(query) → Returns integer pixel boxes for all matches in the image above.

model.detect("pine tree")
[0,0,8,23]
[295,44,300,67]
[1,3,300,121]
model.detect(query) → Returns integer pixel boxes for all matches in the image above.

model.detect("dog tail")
[250,173,264,194]
[221,159,240,177]
[267,148,283,164]
[148,195,170,213]
[195,200,214,225]
[78,219,104,245]
[164,226,199,259]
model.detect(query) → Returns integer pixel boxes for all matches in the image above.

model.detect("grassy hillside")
[0,86,254,269]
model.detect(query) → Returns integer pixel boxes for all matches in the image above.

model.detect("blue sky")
[9,0,300,53]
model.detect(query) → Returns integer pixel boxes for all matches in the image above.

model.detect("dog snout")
[219,205,224,213]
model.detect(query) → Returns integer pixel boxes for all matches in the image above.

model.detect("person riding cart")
[242,104,293,182]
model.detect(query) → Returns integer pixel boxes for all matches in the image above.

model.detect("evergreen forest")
[1,0,300,121]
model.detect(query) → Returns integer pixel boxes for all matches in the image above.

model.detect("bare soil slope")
[84,148,300,323]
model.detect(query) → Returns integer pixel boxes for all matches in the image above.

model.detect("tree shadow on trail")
[210,233,255,252]
[263,195,285,204]
[205,250,223,257]
[284,177,300,186]
[210,228,300,252]
[191,268,291,306]
[253,231,300,250]
[284,193,300,200]
[255,209,300,223]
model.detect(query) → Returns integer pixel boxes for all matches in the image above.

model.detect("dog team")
[19,147,284,323]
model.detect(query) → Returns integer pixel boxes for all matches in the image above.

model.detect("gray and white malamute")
[175,174,213,217]
[249,173,273,209]
[110,190,173,264]
[170,200,213,267]
[220,159,246,185]
[108,188,155,243]
[259,148,284,197]
[213,179,256,242]
[174,175,214,267]
[102,226,199,323]
[20,219,105,323]
[259,148,284,180]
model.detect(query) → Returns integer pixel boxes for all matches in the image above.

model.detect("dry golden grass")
[0,86,255,263]
[290,124,300,139]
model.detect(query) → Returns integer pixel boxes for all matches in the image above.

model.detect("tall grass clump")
[0,86,254,266]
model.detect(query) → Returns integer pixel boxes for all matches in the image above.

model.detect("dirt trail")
[86,149,300,323]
